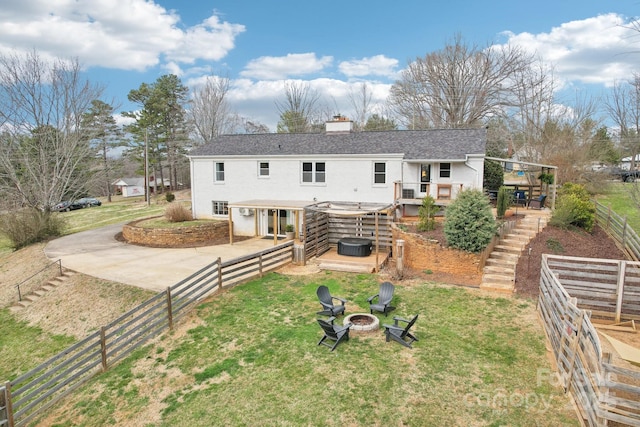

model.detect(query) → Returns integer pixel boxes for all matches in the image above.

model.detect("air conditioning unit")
[238,208,254,216]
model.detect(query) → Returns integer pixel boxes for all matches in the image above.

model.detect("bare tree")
[389,34,536,129]
[0,50,105,211]
[348,82,373,131]
[275,81,321,133]
[189,75,233,144]
[605,76,640,170]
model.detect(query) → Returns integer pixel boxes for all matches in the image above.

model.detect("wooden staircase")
[9,270,76,312]
[480,210,551,293]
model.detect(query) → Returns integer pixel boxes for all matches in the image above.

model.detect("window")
[302,162,325,183]
[439,162,451,178]
[215,162,225,182]
[259,162,269,177]
[212,200,228,215]
[374,162,386,184]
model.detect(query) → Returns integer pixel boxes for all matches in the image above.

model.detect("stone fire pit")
[344,313,379,335]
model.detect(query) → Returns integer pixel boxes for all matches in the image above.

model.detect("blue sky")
[1,0,640,131]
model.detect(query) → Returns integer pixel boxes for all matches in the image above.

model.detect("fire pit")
[344,313,379,335]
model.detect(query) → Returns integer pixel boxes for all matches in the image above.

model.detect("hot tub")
[338,237,372,257]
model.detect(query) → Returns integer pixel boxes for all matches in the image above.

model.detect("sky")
[1,0,640,132]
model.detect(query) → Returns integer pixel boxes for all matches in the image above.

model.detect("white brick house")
[187,119,486,238]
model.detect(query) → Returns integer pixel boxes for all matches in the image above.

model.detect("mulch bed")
[514,224,627,298]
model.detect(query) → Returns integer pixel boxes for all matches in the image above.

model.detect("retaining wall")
[392,225,481,284]
[122,217,229,247]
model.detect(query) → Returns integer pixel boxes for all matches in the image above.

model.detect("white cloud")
[338,55,399,78]
[501,13,640,88]
[225,77,392,131]
[0,0,244,71]
[240,53,333,80]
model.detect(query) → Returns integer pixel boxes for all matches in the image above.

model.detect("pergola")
[485,157,558,210]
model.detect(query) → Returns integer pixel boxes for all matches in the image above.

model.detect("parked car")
[73,197,102,208]
[54,198,101,212]
[52,201,73,212]
[72,197,102,209]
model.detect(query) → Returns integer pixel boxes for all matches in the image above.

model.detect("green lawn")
[595,182,640,233]
[41,272,577,427]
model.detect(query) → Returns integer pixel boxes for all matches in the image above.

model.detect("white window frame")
[259,161,270,178]
[373,162,386,185]
[214,162,225,183]
[302,161,326,184]
[212,200,228,216]
[439,162,451,179]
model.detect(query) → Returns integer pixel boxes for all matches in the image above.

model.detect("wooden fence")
[539,254,640,426]
[0,241,293,427]
[596,201,640,261]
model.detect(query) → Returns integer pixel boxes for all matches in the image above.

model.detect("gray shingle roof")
[188,128,486,160]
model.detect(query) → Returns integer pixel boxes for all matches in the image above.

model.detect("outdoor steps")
[9,271,75,312]
[480,210,551,293]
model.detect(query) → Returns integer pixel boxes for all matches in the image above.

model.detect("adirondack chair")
[383,314,419,348]
[316,285,346,316]
[317,317,352,351]
[367,282,395,317]
[528,194,546,210]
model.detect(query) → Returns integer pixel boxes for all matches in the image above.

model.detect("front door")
[420,164,431,194]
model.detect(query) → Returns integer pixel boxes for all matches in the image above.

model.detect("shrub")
[550,183,595,232]
[496,186,512,219]
[444,189,497,253]
[165,192,176,203]
[417,195,437,231]
[0,209,65,250]
[164,203,192,222]
[483,160,504,192]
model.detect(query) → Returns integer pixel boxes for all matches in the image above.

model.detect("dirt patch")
[514,224,627,298]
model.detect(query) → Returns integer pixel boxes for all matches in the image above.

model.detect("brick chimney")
[325,115,353,133]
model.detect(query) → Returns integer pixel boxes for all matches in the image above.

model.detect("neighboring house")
[113,178,145,197]
[187,119,486,237]
[620,154,640,171]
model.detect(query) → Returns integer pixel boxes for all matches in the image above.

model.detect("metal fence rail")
[0,240,294,427]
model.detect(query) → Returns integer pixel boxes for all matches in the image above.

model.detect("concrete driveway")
[44,223,278,292]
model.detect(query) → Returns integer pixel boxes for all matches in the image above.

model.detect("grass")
[0,194,179,253]
[40,272,578,426]
[0,309,76,380]
[595,182,640,233]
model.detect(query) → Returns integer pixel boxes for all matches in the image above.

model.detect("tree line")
[1,31,640,245]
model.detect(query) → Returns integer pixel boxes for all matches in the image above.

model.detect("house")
[187,119,486,240]
[112,178,145,198]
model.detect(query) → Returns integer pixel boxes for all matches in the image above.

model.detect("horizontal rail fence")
[1,241,294,427]
[13,259,62,302]
[596,201,640,262]
[478,219,517,271]
[545,255,640,323]
[539,254,640,426]
[327,213,393,251]
[303,209,330,261]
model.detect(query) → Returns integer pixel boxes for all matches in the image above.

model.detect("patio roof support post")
[273,209,278,246]
[254,209,258,237]
[294,210,300,240]
[228,209,234,244]
[375,212,379,272]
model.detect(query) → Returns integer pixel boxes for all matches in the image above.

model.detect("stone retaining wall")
[122,217,229,247]
[392,225,481,284]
